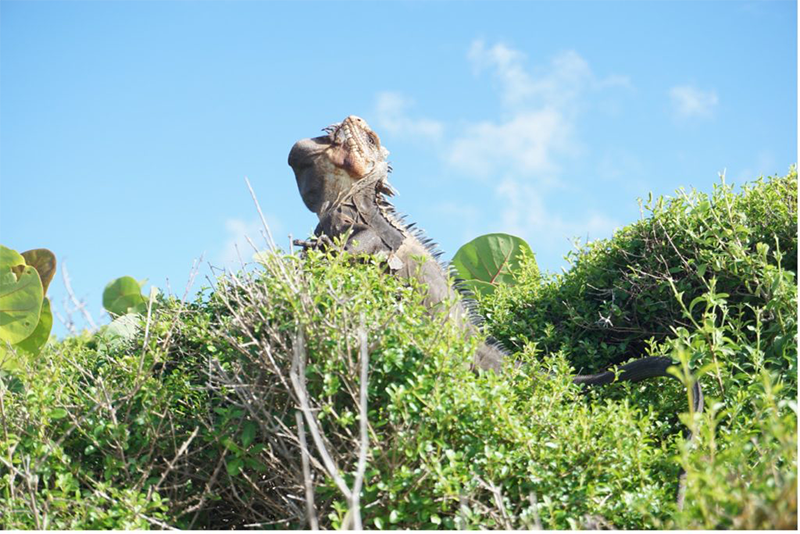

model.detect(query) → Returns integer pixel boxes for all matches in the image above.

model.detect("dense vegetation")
[0,171,796,529]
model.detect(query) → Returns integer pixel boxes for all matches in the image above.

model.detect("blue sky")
[1,0,796,336]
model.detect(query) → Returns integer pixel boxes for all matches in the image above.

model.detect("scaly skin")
[289,116,389,214]
[290,116,505,371]
[288,116,702,507]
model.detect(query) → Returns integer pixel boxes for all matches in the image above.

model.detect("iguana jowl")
[288,116,702,506]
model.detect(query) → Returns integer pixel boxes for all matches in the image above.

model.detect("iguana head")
[289,115,390,214]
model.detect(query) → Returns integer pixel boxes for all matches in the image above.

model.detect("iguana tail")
[572,355,704,510]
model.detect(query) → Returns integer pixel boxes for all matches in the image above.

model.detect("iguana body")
[289,116,505,371]
[288,116,702,507]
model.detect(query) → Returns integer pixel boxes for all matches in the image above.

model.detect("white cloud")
[468,40,539,107]
[496,178,621,255]
[446,42,629,181]
[467,40,630,110]
[446,109,572,181]
[669,85,718,118]
[218,216,284,268]
[372,40,633,270]
[375,44,631,183]
[374,91,444,142]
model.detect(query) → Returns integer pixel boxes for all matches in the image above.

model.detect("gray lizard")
[288,115,702,507]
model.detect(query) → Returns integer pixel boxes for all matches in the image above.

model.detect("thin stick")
[0,378,9,443]
[52,305,76,336]
[477,477,512,529]
[245,176,277,252]
[348,320,370,530]
[135,287,158,381]
[528,492,543,530]
[289,328,351,499]
[23,457,41,529]
[153,427,200,493]
[296,411,319,530]
[61,262,98,331]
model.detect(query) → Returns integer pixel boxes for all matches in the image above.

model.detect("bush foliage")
[0,171,796,529]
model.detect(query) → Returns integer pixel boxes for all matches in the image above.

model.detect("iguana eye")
[367,133,378,147]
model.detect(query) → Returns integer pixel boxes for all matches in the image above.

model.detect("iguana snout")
[289,115,389,214]
[325,116,389,177]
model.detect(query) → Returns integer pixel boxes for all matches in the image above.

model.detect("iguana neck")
[324,162,410,250]
[332,163,395,214]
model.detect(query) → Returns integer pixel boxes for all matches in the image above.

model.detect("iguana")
[288,115,702,507]
[290,115,506,371]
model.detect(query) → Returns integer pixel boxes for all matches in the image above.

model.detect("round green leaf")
[103,276,146,316]
[49,407,69,420]
[0,265,43,344]
[0,245,25,269]
[451,233,535,291]
[21,249,57,295]
[14,297,53,356]
[103,313,142,342]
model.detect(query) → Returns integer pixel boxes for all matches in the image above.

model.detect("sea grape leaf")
[21,249,56,295]
[0,245,26,269]
[14,297,53,356]
[2,297,54,370]
[103,276,147,316]
[103,313,142,343]
[451,233,534,296]
[0,264,43,344]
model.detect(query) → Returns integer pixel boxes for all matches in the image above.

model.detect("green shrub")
[480,170,797,528]
[0,171,795,529]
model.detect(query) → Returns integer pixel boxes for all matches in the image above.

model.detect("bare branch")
[289,327,351,500]
[61,261,98,331]
[245,176,278,252]
[153,427,200,494]
[347,319,371,531]
[295,411,319,530]
[528,492,543,530]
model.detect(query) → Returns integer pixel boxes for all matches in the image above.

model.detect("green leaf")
[14,297,53,356]
[227,457,243,477]
[102,313,142,343]
[688,295,706,315]
[21,249,56,295]
[389,509,401,524]
[241,421,257,448]
[0,264,43,344]
[0,245,25,269]
[451,233,535,296]
[103,276,147,316]
[50,407,69,420]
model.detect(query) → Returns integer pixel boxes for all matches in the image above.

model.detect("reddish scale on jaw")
[325,116,383,179]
